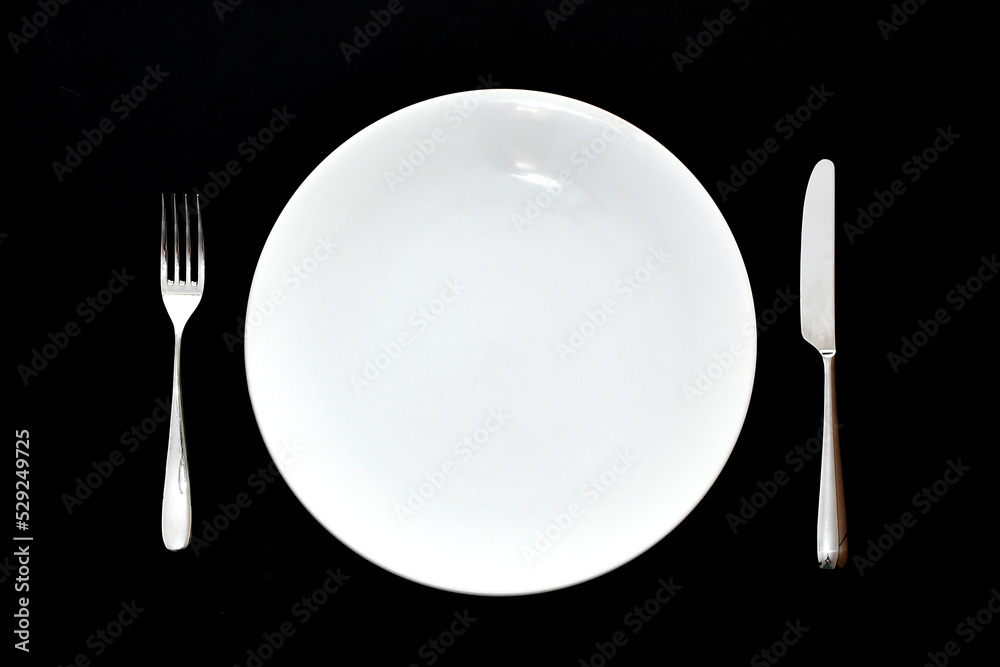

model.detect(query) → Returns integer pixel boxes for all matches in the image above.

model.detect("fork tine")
[184,194,192,284]
[172,194,180,284]
[160,194,168,289]
[195,195,205,286]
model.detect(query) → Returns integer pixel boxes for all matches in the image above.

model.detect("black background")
[5,1,996,665]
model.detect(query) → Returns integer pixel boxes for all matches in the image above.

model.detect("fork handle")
[162,333,192,550]
[817,352,847,569]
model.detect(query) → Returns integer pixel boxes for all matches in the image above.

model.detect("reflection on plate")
[245,89,755,595]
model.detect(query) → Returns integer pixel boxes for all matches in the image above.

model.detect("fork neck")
[171,330,185,377]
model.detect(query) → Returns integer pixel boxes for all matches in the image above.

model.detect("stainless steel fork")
[160,193,205,550]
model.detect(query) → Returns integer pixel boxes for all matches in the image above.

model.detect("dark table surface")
[6,1,995,665]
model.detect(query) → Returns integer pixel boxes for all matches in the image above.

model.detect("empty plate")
[244,89,756,595]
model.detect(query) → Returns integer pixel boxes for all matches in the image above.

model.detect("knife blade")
[800,159,847,569]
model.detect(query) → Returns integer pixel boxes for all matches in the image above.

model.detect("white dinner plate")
[245,89,756,595]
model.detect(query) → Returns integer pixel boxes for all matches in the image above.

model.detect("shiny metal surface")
[159,194,205,551]
[800,160,847,569]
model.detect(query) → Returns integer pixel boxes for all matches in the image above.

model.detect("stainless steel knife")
[800,159,847,569]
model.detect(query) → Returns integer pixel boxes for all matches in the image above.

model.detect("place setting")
[159,88,846,593]
[10,3,988,664]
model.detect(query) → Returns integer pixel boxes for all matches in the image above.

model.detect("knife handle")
[817,352,847,569]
